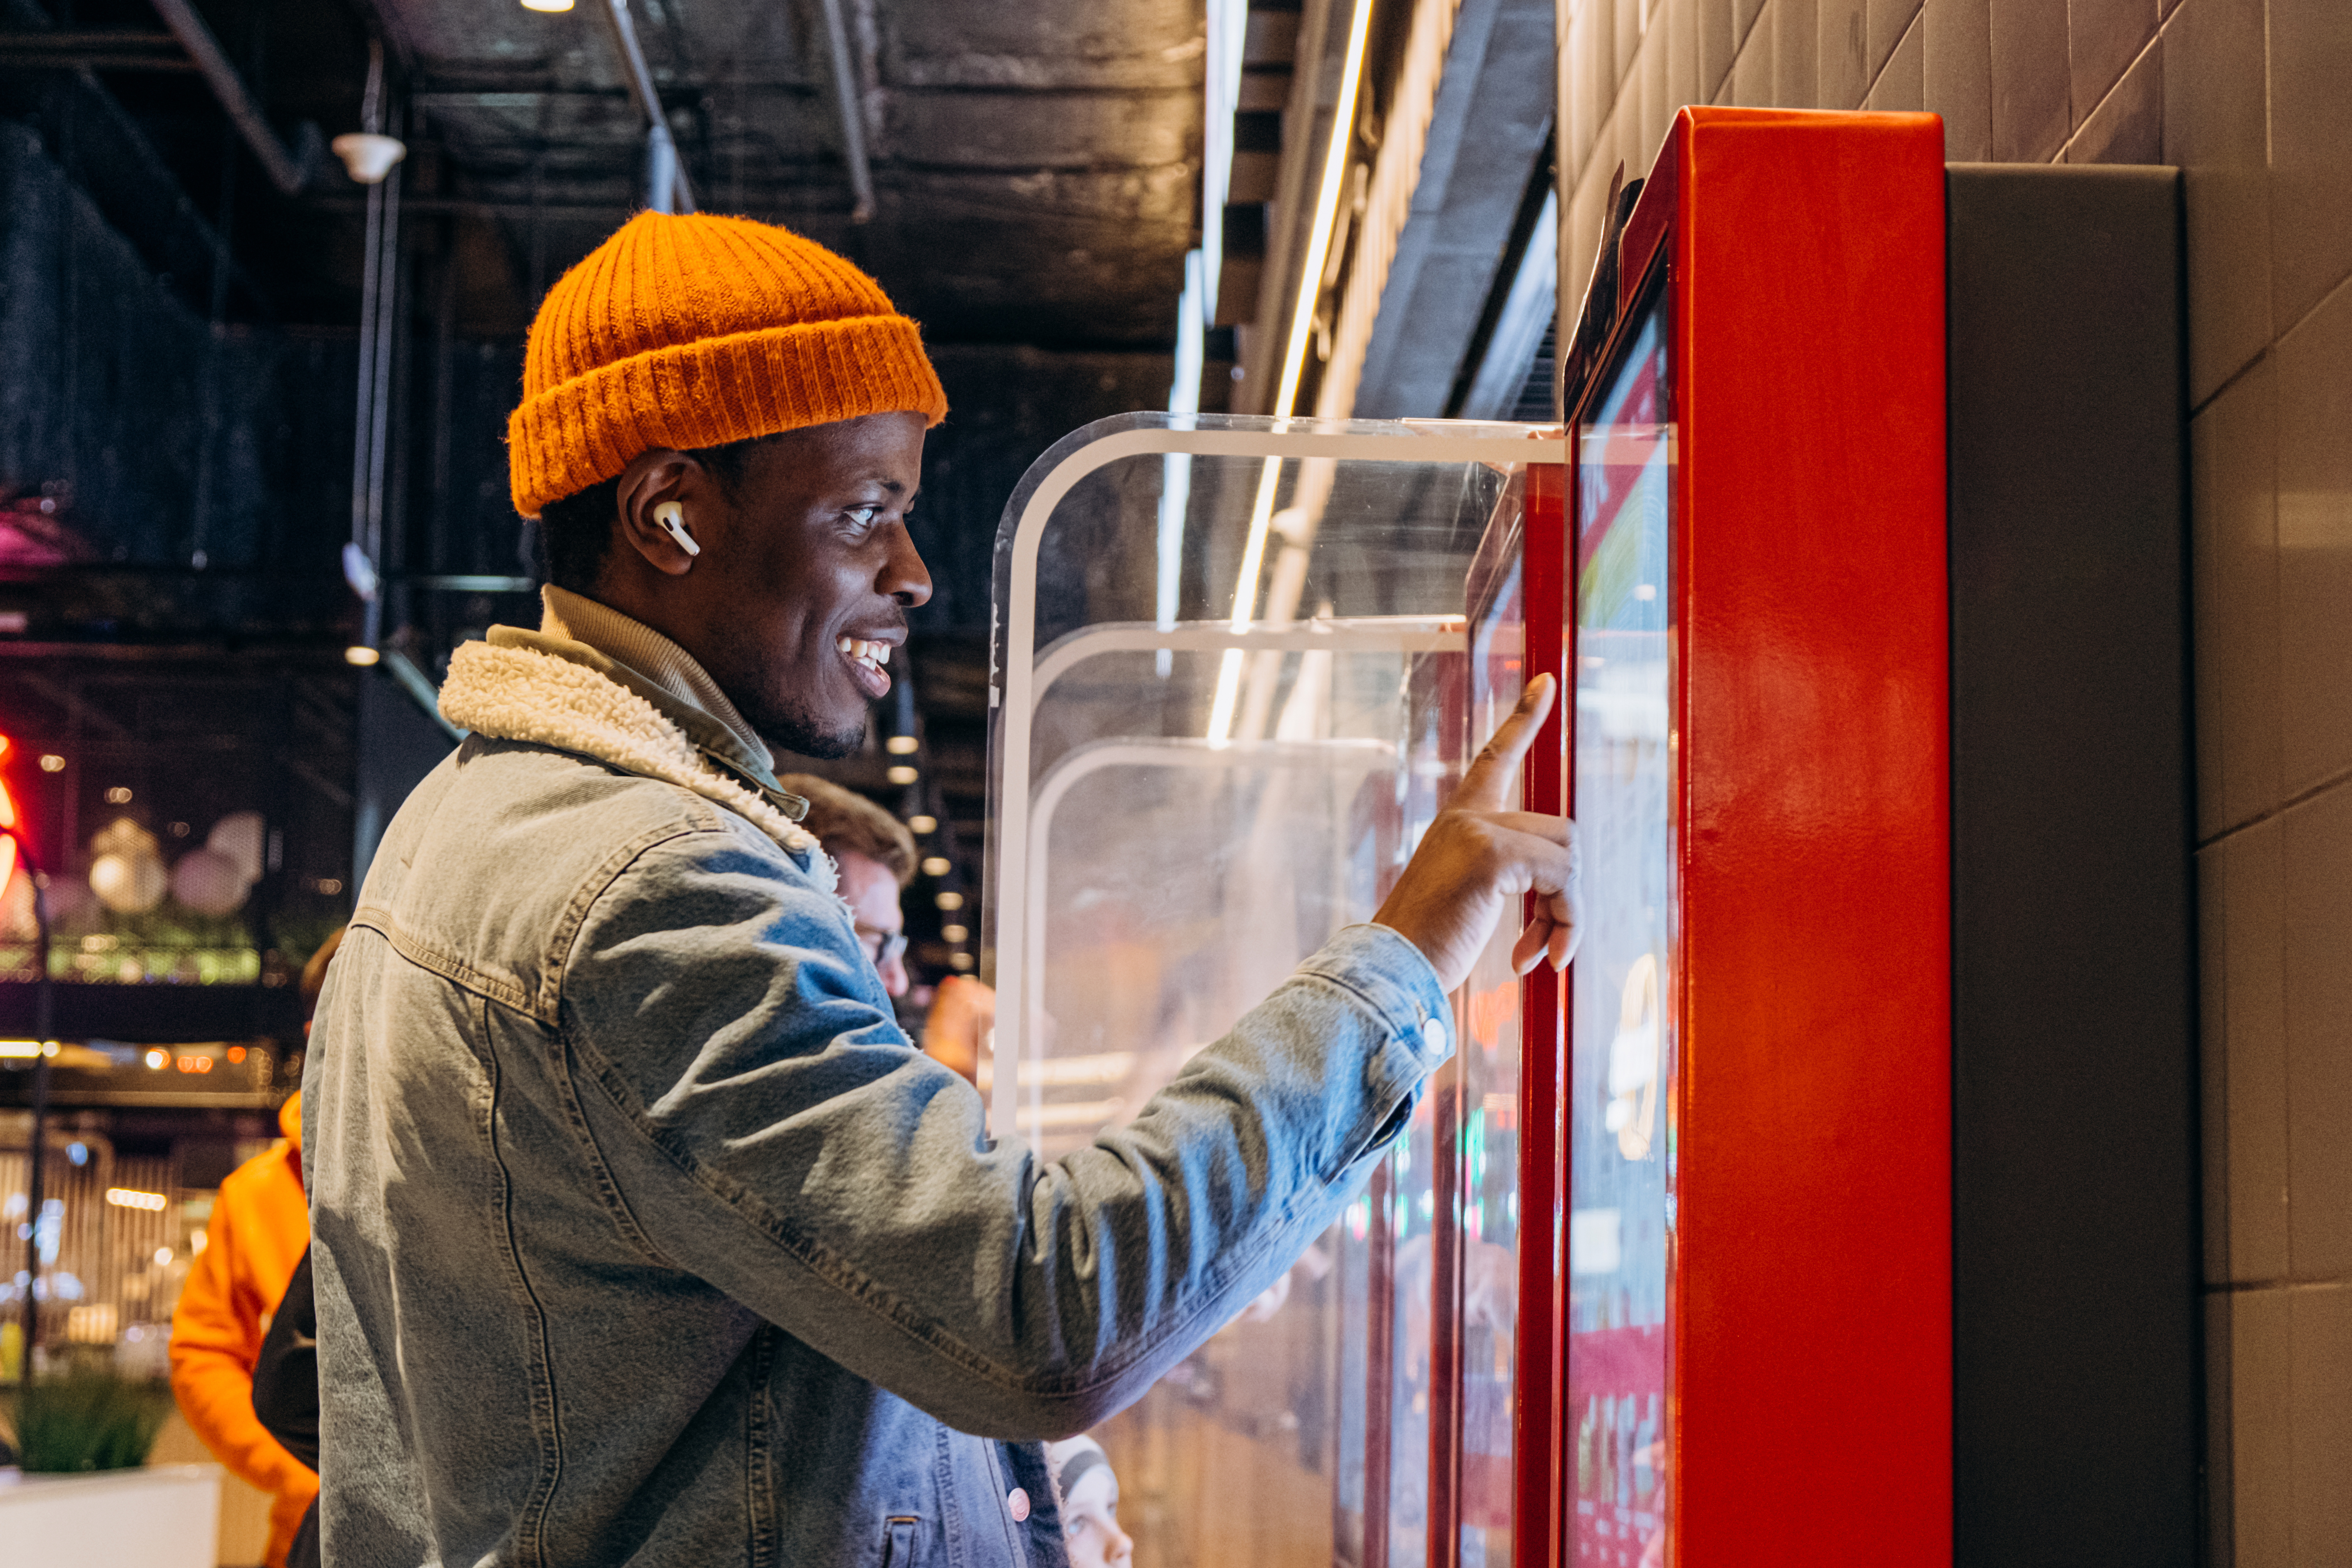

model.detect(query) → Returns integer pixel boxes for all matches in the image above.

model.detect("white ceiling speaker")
[331,132,408,185]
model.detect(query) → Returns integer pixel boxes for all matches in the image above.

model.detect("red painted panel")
[1663,108,1951,1565]
[1514,463,1569,1568]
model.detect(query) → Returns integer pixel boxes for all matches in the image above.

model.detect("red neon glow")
[0,732,20,892]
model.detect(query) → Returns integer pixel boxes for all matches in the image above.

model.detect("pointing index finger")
[1453,674,1557,812]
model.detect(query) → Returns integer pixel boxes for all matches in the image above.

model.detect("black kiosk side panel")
[1947,163,2199,1568]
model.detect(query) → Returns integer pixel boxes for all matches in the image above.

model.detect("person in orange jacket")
[169,931,341,1568]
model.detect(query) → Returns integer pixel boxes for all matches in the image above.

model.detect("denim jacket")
[304,627,1453,1568]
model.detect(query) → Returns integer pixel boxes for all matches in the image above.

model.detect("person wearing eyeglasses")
[777,773,915,998]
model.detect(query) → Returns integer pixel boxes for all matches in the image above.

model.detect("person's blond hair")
[778,774,917,886]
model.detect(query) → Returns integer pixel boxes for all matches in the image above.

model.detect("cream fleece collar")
[439,639,829,875]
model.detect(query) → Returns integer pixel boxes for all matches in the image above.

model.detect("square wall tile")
[1821,0,1871,105]
[1702,0,1740,100]
[1639,20,1675,166]
[2204,846,2232,1288]
[1925,0,1994,159]
[1989,0,2072,159]
[1866,10,1925,109]
[1776,0,1819,104]
[1669,0,1706,114]
[2231,1288,2294,1568]
[2064,29,2162,163]
[1732,0,1778,102]
[1618,0,1645,84]
[2274,281,2352,798]
[2067,0,2160,132]
[2209,1294,2235,1566]
[2190,358,2283,838]
[2206,820,2292,1285]
[1736,0,1769,48]
[2283,782,2352,1282]
[1867,0,1922,79]
[2269,0,2352,331]
[2291,1286,2352,1565]
[2163,0,2276,407]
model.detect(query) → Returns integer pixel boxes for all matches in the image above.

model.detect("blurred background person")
[921,971,994,1086]
[168,928,342,1568]
[776,774,914,998]
[1046,1434,1134,1568]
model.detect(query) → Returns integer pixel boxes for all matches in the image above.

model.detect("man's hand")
[1372,675,1581,993]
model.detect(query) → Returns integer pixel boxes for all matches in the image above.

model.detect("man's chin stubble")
[750,701,865,761]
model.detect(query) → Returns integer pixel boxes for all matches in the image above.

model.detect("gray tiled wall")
[1558,0,2352,1558]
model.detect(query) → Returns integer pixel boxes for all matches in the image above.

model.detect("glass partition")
[984,413,1562,1567]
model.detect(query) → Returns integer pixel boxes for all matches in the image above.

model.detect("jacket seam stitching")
[351,905,539,1019]
[546,1019,684,1271]
[473,992,567,1567]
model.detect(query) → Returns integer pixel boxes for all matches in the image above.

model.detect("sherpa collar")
[439,639,828,872]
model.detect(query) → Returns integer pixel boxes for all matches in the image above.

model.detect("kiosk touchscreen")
[1565,300,1674,1568]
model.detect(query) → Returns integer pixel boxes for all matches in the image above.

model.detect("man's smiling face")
[623,410,932,758]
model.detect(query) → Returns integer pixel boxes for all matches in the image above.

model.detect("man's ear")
[613,449,714,578]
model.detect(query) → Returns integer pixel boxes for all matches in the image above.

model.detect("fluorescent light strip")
[1210,0,1376,748]
[1276,0,1377,420]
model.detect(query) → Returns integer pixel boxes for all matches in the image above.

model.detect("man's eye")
[846,506,880,528]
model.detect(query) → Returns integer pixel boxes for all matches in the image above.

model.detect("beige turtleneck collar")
[535,586,775,777]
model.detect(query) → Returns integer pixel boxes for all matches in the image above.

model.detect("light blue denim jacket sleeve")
[557,825,1453,1440]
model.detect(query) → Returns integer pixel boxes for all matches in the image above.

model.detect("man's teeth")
[834,636,891,667]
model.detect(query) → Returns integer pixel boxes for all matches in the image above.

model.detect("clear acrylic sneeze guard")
[983,412,1564,1566]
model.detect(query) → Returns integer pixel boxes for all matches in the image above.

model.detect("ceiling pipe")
[814,0,875,223]
[144,0,308,194]
[594,0,694,214]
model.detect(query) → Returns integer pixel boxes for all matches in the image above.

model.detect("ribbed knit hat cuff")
[508,312,949,517]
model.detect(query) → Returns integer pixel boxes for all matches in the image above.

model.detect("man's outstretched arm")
[557,678,1578,1438]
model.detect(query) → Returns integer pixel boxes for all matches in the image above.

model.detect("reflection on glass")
[1568,305,1676,1568]
[996,418,1545,1567]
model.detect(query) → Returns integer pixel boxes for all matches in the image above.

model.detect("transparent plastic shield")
[984,413,1562,1565]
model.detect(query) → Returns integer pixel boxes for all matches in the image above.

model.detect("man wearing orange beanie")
[304,211,1577,1567]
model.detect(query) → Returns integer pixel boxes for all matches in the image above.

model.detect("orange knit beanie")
[507,211,949,517]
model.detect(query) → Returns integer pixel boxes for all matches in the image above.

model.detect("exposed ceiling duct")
[146,0,311,194]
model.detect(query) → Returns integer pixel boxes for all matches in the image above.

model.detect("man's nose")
[880,952,910,997]
[883,524,932,608]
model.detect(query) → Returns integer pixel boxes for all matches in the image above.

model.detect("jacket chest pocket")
[882,1515,919,1567]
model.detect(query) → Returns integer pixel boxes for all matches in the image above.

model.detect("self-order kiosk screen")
[1569,301,1676,1568]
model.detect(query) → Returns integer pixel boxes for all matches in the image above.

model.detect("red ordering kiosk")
[983,108,2194,1568]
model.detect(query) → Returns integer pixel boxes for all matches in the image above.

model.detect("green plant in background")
[12,1369,170,1472]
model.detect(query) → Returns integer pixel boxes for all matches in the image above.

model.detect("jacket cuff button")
[1421,1017,1448,1056]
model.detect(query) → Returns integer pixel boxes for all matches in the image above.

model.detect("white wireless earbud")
[653,500,700,558]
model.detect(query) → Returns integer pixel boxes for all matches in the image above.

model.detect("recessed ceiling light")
[886,735,919,754]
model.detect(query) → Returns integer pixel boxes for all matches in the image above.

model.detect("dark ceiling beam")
[145,0,310,194]
[0,30,194,70]
[0,0,275,317]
